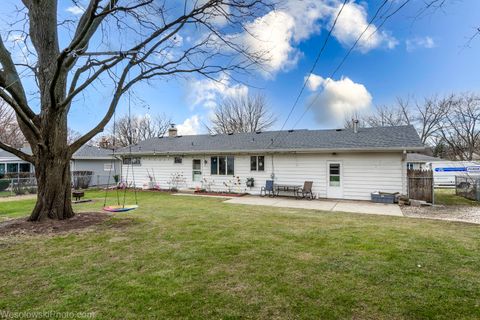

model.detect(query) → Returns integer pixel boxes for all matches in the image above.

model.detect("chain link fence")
[0,176,37,197]
[455,176,480,201]
[0,174,117,197]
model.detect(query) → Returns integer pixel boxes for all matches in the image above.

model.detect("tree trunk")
[29,154,74,221]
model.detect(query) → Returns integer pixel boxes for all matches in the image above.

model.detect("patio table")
[274,184,302,197]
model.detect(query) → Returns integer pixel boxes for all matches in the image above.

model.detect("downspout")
[401,150,407,195]
[271,154,275,180]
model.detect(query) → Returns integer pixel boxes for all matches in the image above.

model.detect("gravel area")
[402,205,480,224]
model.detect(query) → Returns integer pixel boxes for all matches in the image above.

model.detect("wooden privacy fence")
[407,169,434,203]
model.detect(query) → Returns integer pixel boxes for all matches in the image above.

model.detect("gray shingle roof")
[116,125,425,155]
[406,153,442,162]
[0,145,112,160]
[0,147,32,159]
[73,145,113,159]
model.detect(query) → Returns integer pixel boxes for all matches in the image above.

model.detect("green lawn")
[1,191,480,319]
[435,188,480,206]
[0,190,12,197]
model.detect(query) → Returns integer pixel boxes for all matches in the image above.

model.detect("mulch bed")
[0,212,111,236]
[193,191,247,197]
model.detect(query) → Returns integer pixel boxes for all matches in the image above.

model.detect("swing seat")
[103,205,138,212]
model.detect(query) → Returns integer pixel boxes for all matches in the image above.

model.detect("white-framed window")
[104,163,113,171]
[123,157,141,166]
[407,163,414,170]
[174,156,182,164]
[250,156,265,171]
[210,156,234,175]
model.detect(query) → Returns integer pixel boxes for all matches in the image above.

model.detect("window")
[211,157,218,175]
[19,163,31,173]
[329,163,340,187]
[123,157,141,166]
[174,156,182,164]
[104,163,113,171]
[7,163,18,173]
[227,156,235,175]
[407,163,414,170]
[210,156,234,175]
[250,156,265,171]
[219,157,226,175]
[0,164,4,175]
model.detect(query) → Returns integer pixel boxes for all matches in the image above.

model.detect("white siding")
[122,152,406,200]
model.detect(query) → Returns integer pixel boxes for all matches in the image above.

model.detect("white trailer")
[431,161,480,187]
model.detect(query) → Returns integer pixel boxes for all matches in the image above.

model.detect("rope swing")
[103,89,139,213]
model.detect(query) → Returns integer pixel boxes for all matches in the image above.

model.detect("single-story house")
[71,145,121,187]
[116,124,425,200]
[0,145,120,187]
[406,153,442,170]
[0,146,34,177]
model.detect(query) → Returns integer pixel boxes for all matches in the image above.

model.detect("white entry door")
[326,161,343,199]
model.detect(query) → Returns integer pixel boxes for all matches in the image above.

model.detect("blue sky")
[2,0,480,136]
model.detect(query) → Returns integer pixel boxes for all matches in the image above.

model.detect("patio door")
[192,159,202,182]
[326,161,343,199]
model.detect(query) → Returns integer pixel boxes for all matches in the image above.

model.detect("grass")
[0,191,12,197]
[435,188,480,206]
[1,191,480,319]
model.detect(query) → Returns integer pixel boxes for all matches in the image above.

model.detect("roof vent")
[288,129,294,133]
[176,135,183,138]
[168,124,178,137]
[336,129,343,132]
[353,119,359,133]
[255,131,262,134]
[228,132,234,135]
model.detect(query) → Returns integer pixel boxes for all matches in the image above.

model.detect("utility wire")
[291,0,407,130]
[265,0,348,149]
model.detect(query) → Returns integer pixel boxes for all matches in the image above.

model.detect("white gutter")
[115,146,426,156]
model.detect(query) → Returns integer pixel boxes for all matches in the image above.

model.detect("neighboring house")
[0,145,120,187]
[71,145,121,187]
[406,153,442,170]
[116,125,425,200]
[0,147,34,177]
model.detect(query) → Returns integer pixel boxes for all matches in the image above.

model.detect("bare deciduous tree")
[345,95,450,145]
[112,113,171,147]
[0,0,270,221]
[0,101,25,148]
[437,93,480,160]
[207,93,275,134]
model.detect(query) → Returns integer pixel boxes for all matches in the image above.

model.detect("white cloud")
[238,1,333,77]
[406,36,436,52]
[306,74,372,125]
[188,74,248,110]
[237,1,396,77]
[306,73,325,91]
[66,5,85,15]
[331,2,398,53]
[240,10,299,76]
[177,115,201,135]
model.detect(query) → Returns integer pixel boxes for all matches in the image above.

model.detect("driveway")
[224,196,403,216]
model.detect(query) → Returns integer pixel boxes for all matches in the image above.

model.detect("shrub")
[0,179,10,192]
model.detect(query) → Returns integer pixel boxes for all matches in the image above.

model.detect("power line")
[291,0,409,130]
[266,0,348,148]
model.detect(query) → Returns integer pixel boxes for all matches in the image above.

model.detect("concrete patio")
[224,196,403,216]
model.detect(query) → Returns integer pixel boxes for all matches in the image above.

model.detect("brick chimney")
[168,124,178,137]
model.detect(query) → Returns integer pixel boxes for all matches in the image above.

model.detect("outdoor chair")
[296,181,314,200]
[260,180,276,197]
